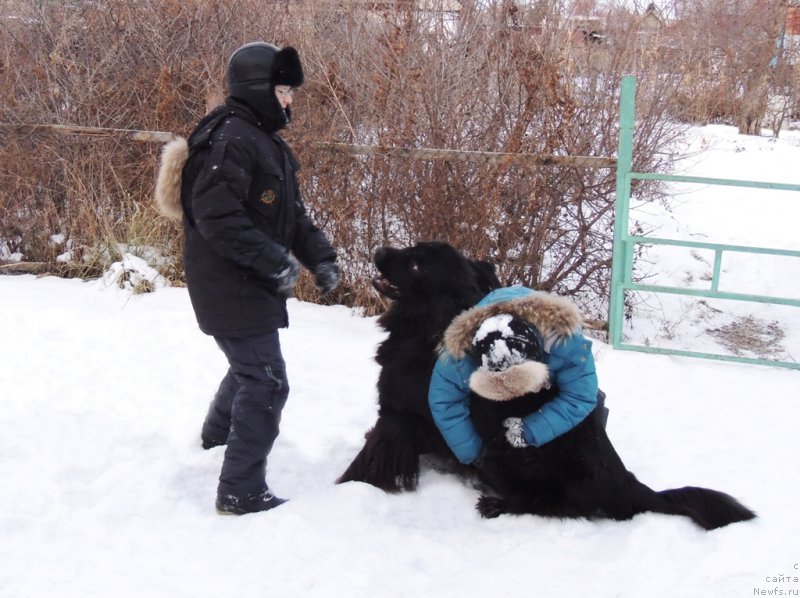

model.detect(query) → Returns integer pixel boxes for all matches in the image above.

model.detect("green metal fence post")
[609,76,637,347]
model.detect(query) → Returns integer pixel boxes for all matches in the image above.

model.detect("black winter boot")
[215,489,287,515]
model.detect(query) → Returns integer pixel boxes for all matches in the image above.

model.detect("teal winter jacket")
[428,287,598,464]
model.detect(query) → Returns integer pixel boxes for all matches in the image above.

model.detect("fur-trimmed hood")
[443,291,584,359]
[430,286,598,459]
[153,136,188,221]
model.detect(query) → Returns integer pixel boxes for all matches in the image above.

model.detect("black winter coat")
[180,99,336,337]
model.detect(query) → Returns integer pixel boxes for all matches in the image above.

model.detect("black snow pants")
[202,331,290,497]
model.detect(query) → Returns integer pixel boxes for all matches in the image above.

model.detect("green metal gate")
[608,76,800,370]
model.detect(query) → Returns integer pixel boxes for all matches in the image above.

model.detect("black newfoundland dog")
[337,242,755,530]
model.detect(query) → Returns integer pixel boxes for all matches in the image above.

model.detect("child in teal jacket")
[428,287,599,464]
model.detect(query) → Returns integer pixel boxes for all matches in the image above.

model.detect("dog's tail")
[654,486,756,530]
[336,417,422,493]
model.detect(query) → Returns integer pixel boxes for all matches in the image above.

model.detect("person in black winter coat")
[155,42,340,515]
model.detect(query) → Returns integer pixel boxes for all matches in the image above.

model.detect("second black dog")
[463,389,756,529]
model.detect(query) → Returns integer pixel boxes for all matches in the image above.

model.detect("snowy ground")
[627,124,800,364]
[1,125,799,597]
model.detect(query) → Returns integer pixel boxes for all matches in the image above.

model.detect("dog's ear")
[470,260,501,295]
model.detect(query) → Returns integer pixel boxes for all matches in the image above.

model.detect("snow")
[627,125,800,363]
[475,313,515,340]
[474,314,526,369]
[1,124,799,597]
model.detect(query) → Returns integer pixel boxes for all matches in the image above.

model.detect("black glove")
[273,255,300,297]
[314,261,340,295]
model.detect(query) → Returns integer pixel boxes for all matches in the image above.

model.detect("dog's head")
[371,241,500,304]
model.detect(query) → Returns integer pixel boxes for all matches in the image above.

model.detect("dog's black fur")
[471,393,755,530]
[337,242,501,491]
[338,242,755,530]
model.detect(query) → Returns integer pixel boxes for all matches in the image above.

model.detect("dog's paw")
[477,495,507,519]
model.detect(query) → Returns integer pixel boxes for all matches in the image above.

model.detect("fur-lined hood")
[443,290,583,359]
[153,136,189,221]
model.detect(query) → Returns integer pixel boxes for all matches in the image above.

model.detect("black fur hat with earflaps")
[227,42,304,128]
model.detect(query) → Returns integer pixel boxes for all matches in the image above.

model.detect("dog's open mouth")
[372,275,400,300]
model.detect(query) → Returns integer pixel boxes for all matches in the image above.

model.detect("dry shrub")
[1,0,693,318]
[706,315,786,358]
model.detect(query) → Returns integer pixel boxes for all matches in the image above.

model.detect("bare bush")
[612,0,791,131]
[1,0,696,318]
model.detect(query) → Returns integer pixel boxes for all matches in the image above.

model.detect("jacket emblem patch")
[260,189,277,206]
